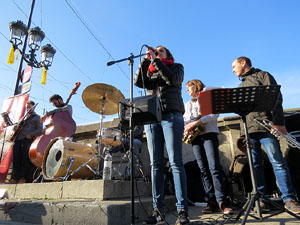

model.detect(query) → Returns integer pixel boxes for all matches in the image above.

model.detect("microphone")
[144,44,155,51]
[144,44,157,56]
[107,61,115,66]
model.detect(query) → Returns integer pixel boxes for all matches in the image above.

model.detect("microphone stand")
[107,53,145,225]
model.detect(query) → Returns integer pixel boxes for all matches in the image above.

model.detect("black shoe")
[143,208,165,224]
[254,200,270,214]
[175,209,190,225]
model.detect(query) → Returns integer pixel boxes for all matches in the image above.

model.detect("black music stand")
[201,85,300,224]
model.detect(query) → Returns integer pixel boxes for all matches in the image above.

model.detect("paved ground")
[0,203,299,224]
[136,205,300,225]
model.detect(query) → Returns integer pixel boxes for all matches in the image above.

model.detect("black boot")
[143,208,165,224]
[175,209,190,225]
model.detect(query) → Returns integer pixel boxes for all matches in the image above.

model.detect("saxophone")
[182,116,206,144]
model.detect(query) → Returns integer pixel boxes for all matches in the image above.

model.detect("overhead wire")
[64,0,130,81]
[8,0,142,124]
[11,0,138,96]
[11,0,96,85]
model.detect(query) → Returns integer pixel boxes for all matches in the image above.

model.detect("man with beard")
[40,94,72,122]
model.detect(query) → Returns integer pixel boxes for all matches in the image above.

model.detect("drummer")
[40,94,72,122]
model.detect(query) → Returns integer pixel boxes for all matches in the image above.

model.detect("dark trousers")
[12,138,34,181]
[192,132,227,204]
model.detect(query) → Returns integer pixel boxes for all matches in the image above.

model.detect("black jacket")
[239,68,285,134]
[134,58,185,114]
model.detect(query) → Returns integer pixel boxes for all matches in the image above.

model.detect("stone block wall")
[72,108,300,181]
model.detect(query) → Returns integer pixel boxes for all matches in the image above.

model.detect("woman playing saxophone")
[183,79,233,215]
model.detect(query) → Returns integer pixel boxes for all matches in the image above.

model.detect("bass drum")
[42,137,98,180]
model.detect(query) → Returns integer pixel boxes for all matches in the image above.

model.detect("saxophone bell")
[182,124,206,144]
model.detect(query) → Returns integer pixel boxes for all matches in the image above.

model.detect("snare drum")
[101,128,122,146]
[42,137,98,180]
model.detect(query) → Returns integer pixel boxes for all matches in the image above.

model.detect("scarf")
[148,58,174,73]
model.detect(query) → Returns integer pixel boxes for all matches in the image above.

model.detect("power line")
[64,0,130,81]
[11,0,97,84]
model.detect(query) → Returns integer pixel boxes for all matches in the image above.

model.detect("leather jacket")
[239,67,285,134]
[134,58,185,114]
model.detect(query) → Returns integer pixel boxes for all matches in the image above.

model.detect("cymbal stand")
[94,97,106,179]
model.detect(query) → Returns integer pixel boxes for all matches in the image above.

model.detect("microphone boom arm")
[107,53,147,66]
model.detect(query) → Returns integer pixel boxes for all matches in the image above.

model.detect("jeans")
[249,132,295,202]
[192,133,226,204]
[144,111,188,212]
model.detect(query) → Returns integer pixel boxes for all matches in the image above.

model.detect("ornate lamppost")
[7,0,56,95]
[8,20,56,94]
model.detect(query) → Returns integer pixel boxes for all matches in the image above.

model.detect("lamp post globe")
[9,20,27,47]
[28,27,45,51]
[40,44,56,68]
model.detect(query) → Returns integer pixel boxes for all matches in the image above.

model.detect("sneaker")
[202,202,219,214]
[219,202,234,215]
[175,209,190,225]
[143,208,165,224]
[254,200,270,213]
[285,200,300,214]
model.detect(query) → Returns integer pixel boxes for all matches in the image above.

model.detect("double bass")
[29,82,80,167]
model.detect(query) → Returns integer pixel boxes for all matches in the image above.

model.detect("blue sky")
[1,0,300,125]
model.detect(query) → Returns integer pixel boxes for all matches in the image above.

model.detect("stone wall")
[72,108,300,180]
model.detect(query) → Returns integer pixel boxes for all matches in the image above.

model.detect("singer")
[134,46,189,225]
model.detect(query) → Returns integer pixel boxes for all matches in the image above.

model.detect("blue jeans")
[192,133,226,204]
[144,111,188,212]
[249,132,295,202]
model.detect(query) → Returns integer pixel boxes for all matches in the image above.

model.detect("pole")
[13,0,35,95]
[129,54,135,225]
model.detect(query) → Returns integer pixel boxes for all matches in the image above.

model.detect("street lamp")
[7,20,56,89]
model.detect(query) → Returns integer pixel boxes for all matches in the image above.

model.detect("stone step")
[0,196,177,225]
[0,180,177,224]
[0,180,151,200]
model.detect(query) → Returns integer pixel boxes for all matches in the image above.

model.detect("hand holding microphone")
[145,45,156,60]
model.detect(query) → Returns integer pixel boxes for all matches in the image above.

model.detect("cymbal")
[82,83,125,115]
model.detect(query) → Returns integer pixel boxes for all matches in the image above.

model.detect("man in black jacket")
[10,100,43,184]
[232,56,300,214]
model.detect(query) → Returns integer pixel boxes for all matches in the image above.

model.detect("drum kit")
[42,83,145,181]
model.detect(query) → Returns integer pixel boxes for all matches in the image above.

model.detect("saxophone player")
[183,79,233,215]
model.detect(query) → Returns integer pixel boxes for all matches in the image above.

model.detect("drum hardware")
[62,155,98,181]
[60,157,75,180]
[82,83,125,179]
[117,149,147,182]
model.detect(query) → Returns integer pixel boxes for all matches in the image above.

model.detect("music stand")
[199,85,300,224]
